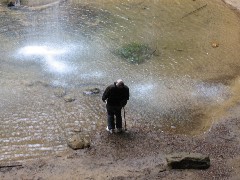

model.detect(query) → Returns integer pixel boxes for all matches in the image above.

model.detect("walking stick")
[123,107,127,131]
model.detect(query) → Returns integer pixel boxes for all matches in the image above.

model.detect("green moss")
[117,42,152,64]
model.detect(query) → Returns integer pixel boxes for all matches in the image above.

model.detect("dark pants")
[106,105,122,130]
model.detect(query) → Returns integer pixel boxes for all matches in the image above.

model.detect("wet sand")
[1,0,240,179]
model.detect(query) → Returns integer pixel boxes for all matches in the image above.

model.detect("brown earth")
[1,0,240,180]
[1,114,240,180]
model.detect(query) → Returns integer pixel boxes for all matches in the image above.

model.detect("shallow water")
[1,0,240,162]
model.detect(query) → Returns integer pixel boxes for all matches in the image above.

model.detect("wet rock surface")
[166,152,210,169]
[63,94,76,102]
[83,87,100,95]
[67,134,90,150]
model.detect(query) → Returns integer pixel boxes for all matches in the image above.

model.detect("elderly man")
[102,79,129,133]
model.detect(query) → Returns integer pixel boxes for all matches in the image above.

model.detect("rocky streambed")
[1,0,240,179]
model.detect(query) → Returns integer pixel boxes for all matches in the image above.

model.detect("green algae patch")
[116,42,153,64]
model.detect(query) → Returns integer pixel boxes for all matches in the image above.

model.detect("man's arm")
[121,86,129,107]
[102,86,110,102]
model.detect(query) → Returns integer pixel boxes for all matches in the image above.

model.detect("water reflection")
[0,0,240,162]
[18,45,72,73]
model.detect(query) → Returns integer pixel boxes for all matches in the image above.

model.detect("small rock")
[71,128,82,133]
[83,136,91,148]
[166,152,210,169]
[64,95,75,102]
[54,88,66,97]
[67,134,90,150]
[83,88,100,95]
[211,42,219,48]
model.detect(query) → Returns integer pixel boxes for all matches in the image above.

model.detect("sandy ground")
[1,0,240,179]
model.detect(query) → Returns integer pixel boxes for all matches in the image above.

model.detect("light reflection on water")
[18,45,72,73]
[130,77,229,119]
[0,0,240,162]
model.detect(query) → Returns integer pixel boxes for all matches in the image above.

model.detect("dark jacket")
[102,82,129,107]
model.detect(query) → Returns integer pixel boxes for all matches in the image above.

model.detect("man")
[102,79,129,133]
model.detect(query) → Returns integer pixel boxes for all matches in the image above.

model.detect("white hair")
[116,79,124,87]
